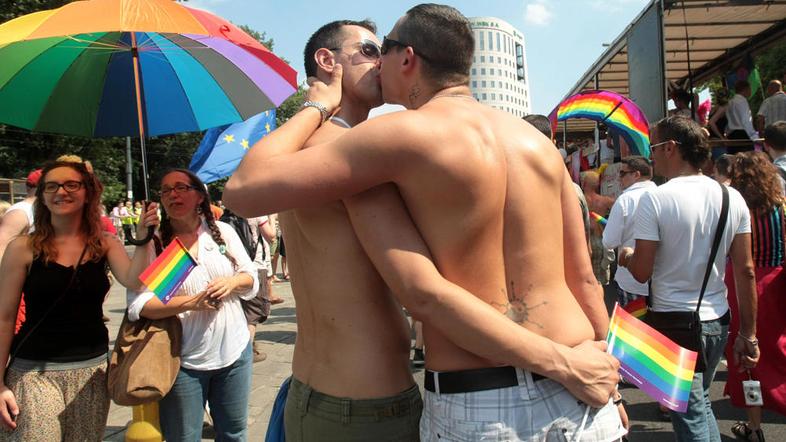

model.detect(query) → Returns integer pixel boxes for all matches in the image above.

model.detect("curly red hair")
[730,151,785,214]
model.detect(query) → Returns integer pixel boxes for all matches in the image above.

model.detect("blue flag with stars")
[189,110,276,183]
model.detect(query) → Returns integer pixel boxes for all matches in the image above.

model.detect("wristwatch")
[301,101,329,124]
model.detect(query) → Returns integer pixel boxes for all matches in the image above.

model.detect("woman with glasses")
[0,161,158,440]
[127,169,258,441]
[725,152,786,441]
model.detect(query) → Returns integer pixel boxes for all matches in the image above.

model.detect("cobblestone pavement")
[102,279,785,440]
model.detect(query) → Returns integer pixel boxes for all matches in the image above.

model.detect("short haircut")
[734,80,750,93]
[654,116,710,169]
[396,3,474,87]
[764,121,786,151]
[303,19,376,77]
[621,156,651,177]
[714,154,734,178]
[523,114,553,139]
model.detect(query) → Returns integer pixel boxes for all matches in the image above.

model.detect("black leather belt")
[424,366,546,394]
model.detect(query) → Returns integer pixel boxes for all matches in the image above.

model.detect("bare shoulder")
[353,110,432,150]
[6,235,33,262]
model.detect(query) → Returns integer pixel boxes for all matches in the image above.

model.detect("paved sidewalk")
[102,278,786,440]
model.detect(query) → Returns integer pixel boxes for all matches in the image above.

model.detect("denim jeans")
[670,317,728,442]
[160,343,253,442]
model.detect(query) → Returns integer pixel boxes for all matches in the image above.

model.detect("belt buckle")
[434,371,441,395]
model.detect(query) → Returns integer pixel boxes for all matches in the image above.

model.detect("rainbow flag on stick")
[623,297,648,319]
[139,238,197,305]
[607,303,697,412]
[590,211,608,226]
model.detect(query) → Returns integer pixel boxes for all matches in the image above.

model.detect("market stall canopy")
[556,0,786,136]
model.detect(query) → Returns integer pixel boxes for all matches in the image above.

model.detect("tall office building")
[468,17,531,117]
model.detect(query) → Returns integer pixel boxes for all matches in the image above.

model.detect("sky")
[186,0,651,115]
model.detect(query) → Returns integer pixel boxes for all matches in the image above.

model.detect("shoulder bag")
[107,237,182,406]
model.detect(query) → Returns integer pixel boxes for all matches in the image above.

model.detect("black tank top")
[13,255,110,362]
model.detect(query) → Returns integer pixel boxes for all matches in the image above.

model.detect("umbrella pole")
[131,32,150,201]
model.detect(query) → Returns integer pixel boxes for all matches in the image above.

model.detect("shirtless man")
[226,5,623,440]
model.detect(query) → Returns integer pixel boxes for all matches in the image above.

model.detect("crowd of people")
[0,3,783,441]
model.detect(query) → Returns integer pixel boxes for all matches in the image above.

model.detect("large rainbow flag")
[549,90,650,157]
[607,304,696,412]
[139,238,198,304]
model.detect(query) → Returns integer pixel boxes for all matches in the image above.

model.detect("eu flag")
[189,110,276,183]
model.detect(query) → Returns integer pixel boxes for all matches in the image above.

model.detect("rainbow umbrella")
[0,0,297,197]
[549,90,650,157]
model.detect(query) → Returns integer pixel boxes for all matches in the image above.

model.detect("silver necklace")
[429,93,475,102]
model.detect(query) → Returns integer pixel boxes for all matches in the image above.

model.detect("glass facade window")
[488,31,493,50]
[479,31,484,51]
[481,68,486,75]
[491,81,495,88]
[481,55,485,62]
[472,68,476,75]
[472,81,477,88]
[482,93,487,100]
[496,32,501,52]
[491,93,496,100]
[482,80,487,87]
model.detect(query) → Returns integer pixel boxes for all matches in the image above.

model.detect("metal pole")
[130,32,150,200]
[126,137,133,200]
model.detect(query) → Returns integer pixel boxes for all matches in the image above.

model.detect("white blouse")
[128,219,259,370]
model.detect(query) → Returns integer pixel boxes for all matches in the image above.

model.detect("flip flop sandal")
[731,421,766,442]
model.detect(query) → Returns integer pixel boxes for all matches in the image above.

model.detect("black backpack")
[219,209,257,259]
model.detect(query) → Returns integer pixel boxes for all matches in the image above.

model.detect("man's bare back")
[283,123,413,398]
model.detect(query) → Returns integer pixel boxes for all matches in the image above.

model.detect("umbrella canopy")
[0,0,297,138]
[549,90,650,158]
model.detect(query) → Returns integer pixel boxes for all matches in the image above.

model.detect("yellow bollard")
[125,403,162,442]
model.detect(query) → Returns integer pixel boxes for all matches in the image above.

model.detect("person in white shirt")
[726,80,757,153]
[601,156,655,307]
[245,215,277,362]
[757,80,786,131]
[128,169,258,441]
[0,169,40,264]
[618,116,759,442]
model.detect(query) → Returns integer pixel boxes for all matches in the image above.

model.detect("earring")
[196,206,203,215]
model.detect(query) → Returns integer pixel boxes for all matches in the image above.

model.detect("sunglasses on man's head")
[330,39,381,60]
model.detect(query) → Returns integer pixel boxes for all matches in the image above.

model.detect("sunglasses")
[381,36,434,63]
[618,170,636,177]
[650,140,682,151]
[331,39,381,60]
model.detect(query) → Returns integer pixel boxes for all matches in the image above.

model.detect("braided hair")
[159,169,237,268]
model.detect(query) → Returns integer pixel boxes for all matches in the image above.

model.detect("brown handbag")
[107,312,182,406]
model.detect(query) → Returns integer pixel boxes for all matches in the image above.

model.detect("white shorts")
[420,369,626,441]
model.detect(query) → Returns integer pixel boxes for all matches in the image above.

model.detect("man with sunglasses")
[227,5,623,440]
[619,116,758,441]
[602,156,655,308]
[263,20,424,440]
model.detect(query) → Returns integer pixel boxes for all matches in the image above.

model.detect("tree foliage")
[0,1,303,203]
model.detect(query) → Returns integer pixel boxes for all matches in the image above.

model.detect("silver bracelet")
[301,101,329,124]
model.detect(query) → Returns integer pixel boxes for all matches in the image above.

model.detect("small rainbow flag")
[590,211,608,226]
[607,304,696,412]
[623,297,648,319]
[139,238,197,304]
